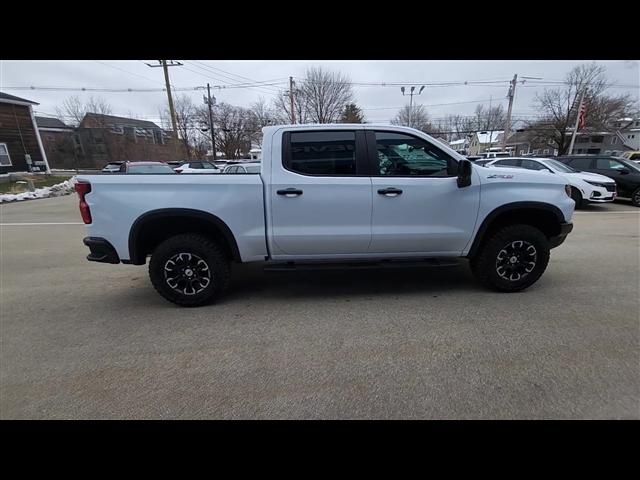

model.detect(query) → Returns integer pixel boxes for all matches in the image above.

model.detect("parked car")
[101,162,124,173]
[75,124,574,307]
[167,161,185,167]
[485,157,616,207]
[174,161,221,174]
[118,162,176,174]
[557,155,640,207]
[621,151,640,162]
[222,162,262,174]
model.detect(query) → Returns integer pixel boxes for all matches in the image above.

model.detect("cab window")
[373,131,454,177]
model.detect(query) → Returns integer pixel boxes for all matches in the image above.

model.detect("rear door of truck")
[267,127,372,257]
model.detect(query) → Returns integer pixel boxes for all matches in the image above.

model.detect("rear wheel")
[149,233,230,307]
[632,187,640,207]
[470,224,550,292]
[570,187,584,208]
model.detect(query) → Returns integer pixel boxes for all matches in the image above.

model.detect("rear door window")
[521,159,548,170]
[565,157,593,170]
[285,131,357,176]
[494,159,521,167]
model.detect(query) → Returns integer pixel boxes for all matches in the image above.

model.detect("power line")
[93,61,166,87]
[189,61,285,94]
[182,61,283,95]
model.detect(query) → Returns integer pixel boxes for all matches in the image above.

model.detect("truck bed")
[77,174,268,263]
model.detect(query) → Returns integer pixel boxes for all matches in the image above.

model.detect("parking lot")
[1,195,638,419]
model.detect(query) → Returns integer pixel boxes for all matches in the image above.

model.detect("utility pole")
[401,85,425,128]
[289,76,296,124]
[501,75,542,152]
[206,84,216,161]
[147,60,183,157]
[568,88,587,155]
[501,74,517,152]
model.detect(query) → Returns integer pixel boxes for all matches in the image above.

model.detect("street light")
[401,85,426,128]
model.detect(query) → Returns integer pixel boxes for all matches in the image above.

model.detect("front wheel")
[149,233,230,307]
[632,187,640,207]
[570,187,584,209]
[470,224,551,292]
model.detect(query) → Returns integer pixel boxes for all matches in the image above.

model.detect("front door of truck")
[269,129,372,257]
[367,130,480,255]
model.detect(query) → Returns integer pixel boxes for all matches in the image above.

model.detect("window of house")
[611,136,618,144]
[285,131,356,176]
[373,131,453,177]
[543,149,550,154]
[519,149,526,155]
[532,149,539,154]
[604,150,612,155]
[92,132,104,144]
[591,136,604,143]
[0,143,12,166]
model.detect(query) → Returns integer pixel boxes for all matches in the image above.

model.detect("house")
[74,113,182,168]
[0,92,50,174]
[36,116,76,170]
[504,130,558,157]
[467,131,504,155]
[449,138,469,155]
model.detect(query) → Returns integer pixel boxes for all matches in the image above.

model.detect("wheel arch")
[466,202,565,258]
[128,208,241,265]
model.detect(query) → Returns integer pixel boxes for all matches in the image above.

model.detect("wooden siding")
[0,103,44,173]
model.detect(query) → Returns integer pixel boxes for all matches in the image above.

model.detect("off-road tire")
[149,233,230,307]
[470,224,550,292]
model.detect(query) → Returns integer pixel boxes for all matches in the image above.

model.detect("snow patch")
[0,177,78,204]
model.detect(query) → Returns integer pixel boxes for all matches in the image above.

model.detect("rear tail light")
[75,181,92,224]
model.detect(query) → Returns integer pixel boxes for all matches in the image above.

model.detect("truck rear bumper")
[549,222,573,249]
[83,237,120,264]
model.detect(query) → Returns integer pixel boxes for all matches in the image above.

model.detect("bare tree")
[162,94,209,160]
[213,102,252,160]
[300,67,354,123]
[272,67,353,124]
[391,104,434,132]
[272,86,310,124]
[56,95,113,126]
[247,97,275,144]
[532,62,636,155]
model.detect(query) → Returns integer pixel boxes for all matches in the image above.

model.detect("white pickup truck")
[76,124,574,307]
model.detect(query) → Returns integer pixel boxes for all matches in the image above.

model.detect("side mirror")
[620,168,630,175]
[457,159,472,188]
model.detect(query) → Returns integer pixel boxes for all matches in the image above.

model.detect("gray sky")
[1,60,638,128]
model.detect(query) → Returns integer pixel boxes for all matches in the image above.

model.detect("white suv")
[486,157,616,207]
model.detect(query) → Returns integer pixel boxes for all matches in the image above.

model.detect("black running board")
[264,258,461,272]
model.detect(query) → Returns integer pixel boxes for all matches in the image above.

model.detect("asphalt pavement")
[1,195,638,419]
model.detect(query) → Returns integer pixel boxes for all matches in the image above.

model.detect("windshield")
[128,164,175,174]
[544,159,576,173]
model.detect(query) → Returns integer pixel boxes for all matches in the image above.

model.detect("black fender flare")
[128,208,241,264]
[466,201,566,258]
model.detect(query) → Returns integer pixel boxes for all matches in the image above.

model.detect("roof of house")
[475,131,503,143]
[81,112,161,129]
[0,92,39,105]
[449,138,467,145]
[35,116,72,130]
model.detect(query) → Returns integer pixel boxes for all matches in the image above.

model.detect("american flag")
[577,99,587,130]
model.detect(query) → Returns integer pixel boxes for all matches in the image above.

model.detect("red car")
[118,161,176,174]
